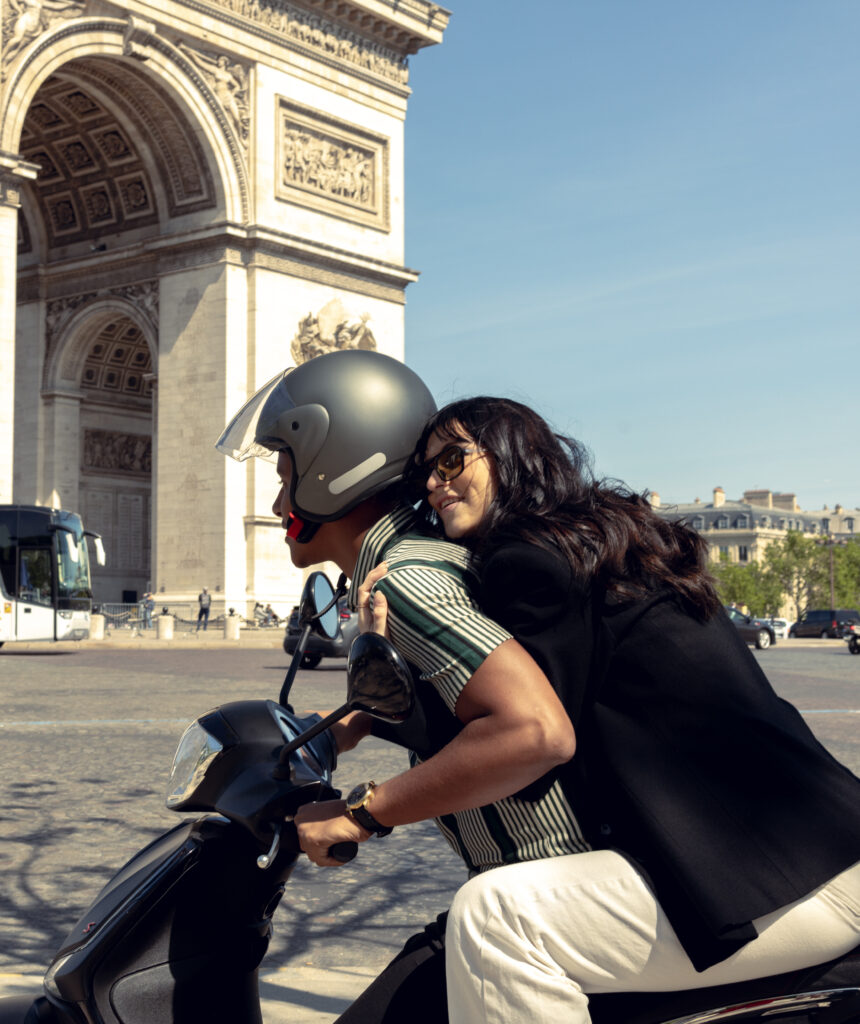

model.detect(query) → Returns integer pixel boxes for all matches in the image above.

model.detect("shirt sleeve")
[373,563,512,714]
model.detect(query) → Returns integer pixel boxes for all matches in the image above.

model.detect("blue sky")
[401,1,860,511]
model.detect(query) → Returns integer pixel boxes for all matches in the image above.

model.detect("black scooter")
[0,571,415,1024]
[0,572,858,1023]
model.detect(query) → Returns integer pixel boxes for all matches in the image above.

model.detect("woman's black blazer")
[480,540,860,971]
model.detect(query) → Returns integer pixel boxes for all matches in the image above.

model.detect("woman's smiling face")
[422,427,496,540]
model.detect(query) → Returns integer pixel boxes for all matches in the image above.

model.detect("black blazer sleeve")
[479,541,597,729]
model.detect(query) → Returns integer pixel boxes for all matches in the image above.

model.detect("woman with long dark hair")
[354,395,860,1023]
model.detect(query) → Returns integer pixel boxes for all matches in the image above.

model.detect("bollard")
[89,614,105,640]
[224,615,241,641]
[157,614,174,640]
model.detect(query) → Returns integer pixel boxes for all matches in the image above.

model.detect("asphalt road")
[0,639,858,985]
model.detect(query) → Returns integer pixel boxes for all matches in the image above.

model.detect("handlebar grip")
[328,841,358,863]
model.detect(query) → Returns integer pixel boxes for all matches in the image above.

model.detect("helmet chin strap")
[286,512,321,544]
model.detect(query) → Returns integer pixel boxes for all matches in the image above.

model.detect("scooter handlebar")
[328,841,358,863]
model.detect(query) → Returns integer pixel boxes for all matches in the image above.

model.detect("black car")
[725,607,776,649]
[282,597,360,668]
[789,608,860,639]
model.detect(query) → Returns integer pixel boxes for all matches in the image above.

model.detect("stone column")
[0,154,39,503]
[41,389,84,511]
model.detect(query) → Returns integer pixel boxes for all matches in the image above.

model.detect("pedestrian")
[196,587,211,631]
[142,592,154,630]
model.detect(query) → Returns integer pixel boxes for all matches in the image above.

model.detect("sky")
[400,1,860,512]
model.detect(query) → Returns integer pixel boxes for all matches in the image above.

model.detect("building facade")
[652,486,858,565]
[0,0,448,613]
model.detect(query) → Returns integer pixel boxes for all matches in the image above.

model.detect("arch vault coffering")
[16,63,217,258]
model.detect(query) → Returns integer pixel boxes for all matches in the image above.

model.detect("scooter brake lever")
[257,823,282,869]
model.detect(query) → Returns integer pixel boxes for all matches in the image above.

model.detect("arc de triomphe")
[0,0,447,614]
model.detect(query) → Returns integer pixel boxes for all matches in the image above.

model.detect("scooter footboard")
[108,959,263,1024]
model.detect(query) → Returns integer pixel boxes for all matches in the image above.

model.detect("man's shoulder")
[383,532,476,577]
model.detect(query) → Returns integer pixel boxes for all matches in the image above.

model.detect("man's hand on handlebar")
[294,799,372,867]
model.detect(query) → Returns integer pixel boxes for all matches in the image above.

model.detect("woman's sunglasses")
[418,444,483,483]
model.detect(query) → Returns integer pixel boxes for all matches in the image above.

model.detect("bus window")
[57,529,92,601]
[19,548,52,606]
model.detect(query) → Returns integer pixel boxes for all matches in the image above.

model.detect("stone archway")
[2,2,448,616]
[77,316,154,603]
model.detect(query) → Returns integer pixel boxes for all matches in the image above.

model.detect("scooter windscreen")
[215,370,292,462]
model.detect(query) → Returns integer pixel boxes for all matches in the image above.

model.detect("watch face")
[346,783,371,809]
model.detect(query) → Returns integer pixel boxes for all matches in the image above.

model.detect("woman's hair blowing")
[412,396,721,618]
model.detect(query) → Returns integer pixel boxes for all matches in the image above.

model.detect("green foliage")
[710,532,860,619]
[811,537,860,609]
[763,531,825,620]
[711,557,783,616]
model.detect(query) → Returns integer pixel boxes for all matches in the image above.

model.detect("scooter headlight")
[166,721,224,808]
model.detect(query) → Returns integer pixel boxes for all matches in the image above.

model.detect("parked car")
[788,609,860,639]
[725,606,776,649]
[282,596,360,668]
[763,617,792,640]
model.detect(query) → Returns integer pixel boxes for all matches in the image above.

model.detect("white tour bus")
[0,504,105,647]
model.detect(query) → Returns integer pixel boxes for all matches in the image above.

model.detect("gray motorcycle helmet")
[216,350,437,523]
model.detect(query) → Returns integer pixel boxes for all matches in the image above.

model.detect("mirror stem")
[272,702,349,779]
[279,622,313,709]
[278,574,349,709]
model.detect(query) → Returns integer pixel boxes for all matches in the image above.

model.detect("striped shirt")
[348,504,591,874]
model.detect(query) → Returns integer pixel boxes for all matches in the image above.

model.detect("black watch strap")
[347,802,393,837]
[345,781,393,838]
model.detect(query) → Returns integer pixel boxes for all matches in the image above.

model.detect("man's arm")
[294,637,575,865]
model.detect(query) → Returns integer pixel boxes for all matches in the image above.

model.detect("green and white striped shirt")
[349,505,591,874]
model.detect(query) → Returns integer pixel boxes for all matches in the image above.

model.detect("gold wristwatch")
[345,781,392,837]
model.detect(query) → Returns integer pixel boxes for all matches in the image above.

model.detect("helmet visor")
[215,371,294,462]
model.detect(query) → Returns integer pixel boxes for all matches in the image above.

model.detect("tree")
[711,557,782,615]
[836,539,860,608]
[763,531,826,621]
[809,537,860,609]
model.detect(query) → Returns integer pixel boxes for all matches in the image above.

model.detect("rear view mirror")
[345,633,415,723]
[84,530,106,566]
[298,571,338,639]
[274,632,415,772]
[278,572,346,709]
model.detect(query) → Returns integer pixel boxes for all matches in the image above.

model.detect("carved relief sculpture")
[177,43,250,147]
[277,99,388,230]
[283,128,373,207]
[2,0,84,67]
[290,297,376,365]
[83,429,152,476]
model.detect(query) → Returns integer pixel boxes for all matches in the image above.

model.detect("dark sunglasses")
[419,444,483,483]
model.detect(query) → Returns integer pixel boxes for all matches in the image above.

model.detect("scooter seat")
[587,944,860,1023]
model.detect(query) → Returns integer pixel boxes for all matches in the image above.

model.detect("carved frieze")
[83,429,152,476]
[277,98,389,231]
[197,0,410,84]
[290,296,376,365]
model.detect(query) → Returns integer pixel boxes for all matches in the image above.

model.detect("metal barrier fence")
[97,602,151,634]
[94,602,284,634]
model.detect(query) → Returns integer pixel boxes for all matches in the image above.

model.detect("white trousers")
[445,850,860,1023]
